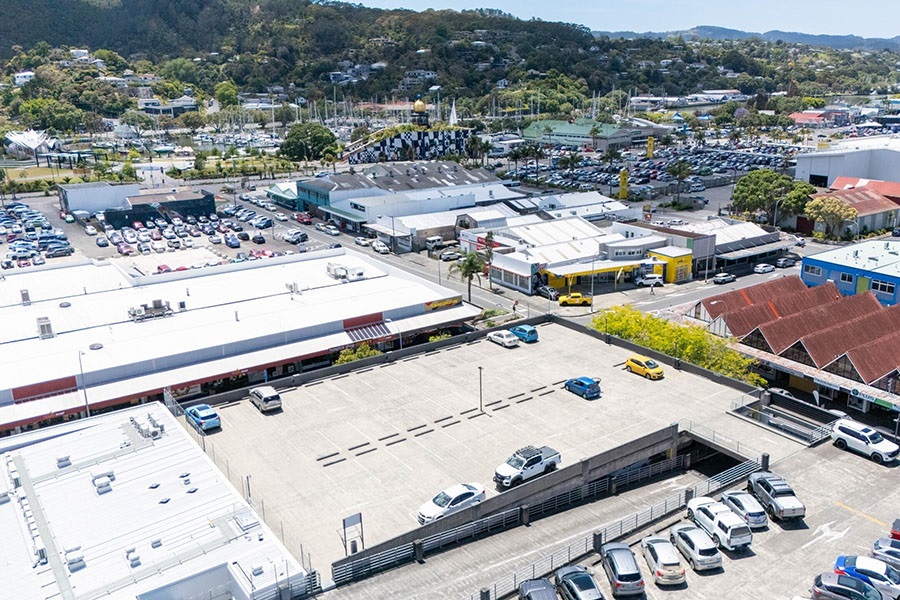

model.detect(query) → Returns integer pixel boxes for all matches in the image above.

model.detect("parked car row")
[2,203,75,268]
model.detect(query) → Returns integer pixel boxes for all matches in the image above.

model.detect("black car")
[237,232,250,241]
[252,233,265,244]
[536,285,561,301]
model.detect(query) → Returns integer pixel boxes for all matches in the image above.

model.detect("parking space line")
[347,442,370,451]
[378,432,399,441]
[322,457,346,467]
[385,437,406,447]
[491,404,510,412]
[835,501,888,526]
[355,447,377,457]
[515,396,533,404]
[433,415,454,423]
[460,407,479,415]
[316,451,340,461]
[413,428,434,438]
[538,389,555,396]
[440,420,461,429]
[407,424,427,432]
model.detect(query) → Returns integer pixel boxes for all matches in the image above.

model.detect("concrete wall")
[331,425,678,571]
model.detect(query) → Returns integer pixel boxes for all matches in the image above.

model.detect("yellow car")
[625,354,664,379]
[558,292,592,306]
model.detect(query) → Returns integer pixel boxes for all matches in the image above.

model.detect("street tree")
[804,196,858,238]
[448,251,485,303]
[280,122,337,162]
[731,169,807,226]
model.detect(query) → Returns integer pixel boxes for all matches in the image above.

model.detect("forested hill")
[0,0,593,61]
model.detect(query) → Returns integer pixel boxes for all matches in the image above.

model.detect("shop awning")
[716,239,796,261]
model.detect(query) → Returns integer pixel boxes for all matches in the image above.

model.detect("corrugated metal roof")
[802,303,900,368]
[717,283,841,338]
[703,276,808,320]
[810,188,899,218]
[844,330,900,384]
[722,303,779,337]
[760,292,882,354]
[831,176,900,199]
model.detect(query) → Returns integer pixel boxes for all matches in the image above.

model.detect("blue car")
[185,404,221,431]
[509,324,538,343]
[835,555,900,599]
[224,235,241,248]
[564,377,601,399]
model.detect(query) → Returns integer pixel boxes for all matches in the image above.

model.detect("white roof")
[2,403,306,600]
[675,219,769,245]
[501,216,607,247]
[0,251,472,409]
[398,205,517,231]
[806,240,900,277]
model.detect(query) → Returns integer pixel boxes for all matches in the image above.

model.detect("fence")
[163,389,321,596]
[467,457,761,600]
[678,418,761,459]
[728,396,838,446]
[331,454,687,586]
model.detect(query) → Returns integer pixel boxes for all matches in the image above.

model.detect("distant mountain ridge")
[593,25,900,52]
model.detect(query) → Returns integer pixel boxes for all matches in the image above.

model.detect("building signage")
[813,378,840,391]
[850,388,878,403]
[424,297,461,311]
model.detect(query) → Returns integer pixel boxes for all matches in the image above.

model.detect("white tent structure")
[4,130,49,164]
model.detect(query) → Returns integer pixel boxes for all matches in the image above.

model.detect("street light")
[77,351,91,418]
[589,241,602,313]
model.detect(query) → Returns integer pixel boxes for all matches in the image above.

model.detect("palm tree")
[589,124,601,150]
[449,252,486,302]
[666,160,692,203]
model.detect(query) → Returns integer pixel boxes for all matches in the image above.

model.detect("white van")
[249,386,282,413]
[425,236,445,251]
[635,273,664,287]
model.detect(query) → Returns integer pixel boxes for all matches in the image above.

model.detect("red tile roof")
[802,303,900,368]
[758,292,883,355]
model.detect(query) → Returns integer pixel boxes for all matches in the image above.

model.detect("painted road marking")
[835,501,888,527]
[801,520,850,549]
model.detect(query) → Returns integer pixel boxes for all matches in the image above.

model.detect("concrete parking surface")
[199,323,807,584]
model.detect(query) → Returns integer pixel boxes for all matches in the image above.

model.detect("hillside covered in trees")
[0,1,898,136]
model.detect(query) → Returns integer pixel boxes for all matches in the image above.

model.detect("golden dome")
[413,99,427,113]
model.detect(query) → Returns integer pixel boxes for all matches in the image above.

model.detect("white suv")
[831,418,899,464]
[686,496,753,552]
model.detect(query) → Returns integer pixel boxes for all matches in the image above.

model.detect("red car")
[157,264,172,274]
[292,212,312,225]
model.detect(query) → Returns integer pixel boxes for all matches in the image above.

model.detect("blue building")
[801,240,900,306]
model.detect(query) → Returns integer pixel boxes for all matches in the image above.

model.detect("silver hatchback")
[600,543,645,597]
[670,523,722,572]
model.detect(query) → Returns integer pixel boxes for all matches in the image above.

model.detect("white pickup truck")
[494,445,561,488]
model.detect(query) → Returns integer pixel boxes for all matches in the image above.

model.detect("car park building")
[0,250,478,436]
[689,275,900,414]
[2,403,314,599]
[800,240,900,307]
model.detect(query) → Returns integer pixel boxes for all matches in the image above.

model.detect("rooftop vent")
[21,289,31,306]
[59,301,71,308]
[56,455,71,469]
[37,317,54,339]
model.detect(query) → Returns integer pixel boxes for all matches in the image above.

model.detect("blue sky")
[357,1,897,39]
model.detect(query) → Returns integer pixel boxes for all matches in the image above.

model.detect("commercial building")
[690,275,900,413]
[2,403,314,599]
[0,250,478,435]
[795,136,900,187]
[807,187,900,236]
[458,216,692,295]
[58,182,142,217]
[800,240,900,306]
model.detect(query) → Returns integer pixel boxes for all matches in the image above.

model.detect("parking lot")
[198,323,807,575]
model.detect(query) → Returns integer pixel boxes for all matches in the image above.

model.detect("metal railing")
[331,455,687,586]
[467,457,762,600]
[679,418,760,459]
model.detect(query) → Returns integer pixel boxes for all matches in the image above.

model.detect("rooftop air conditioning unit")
[21,289,31,305]
[37,317,54,339]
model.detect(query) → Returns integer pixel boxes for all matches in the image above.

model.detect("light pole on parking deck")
[478,366,484,414]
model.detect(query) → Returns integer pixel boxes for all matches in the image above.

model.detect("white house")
[14,71,35,86]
